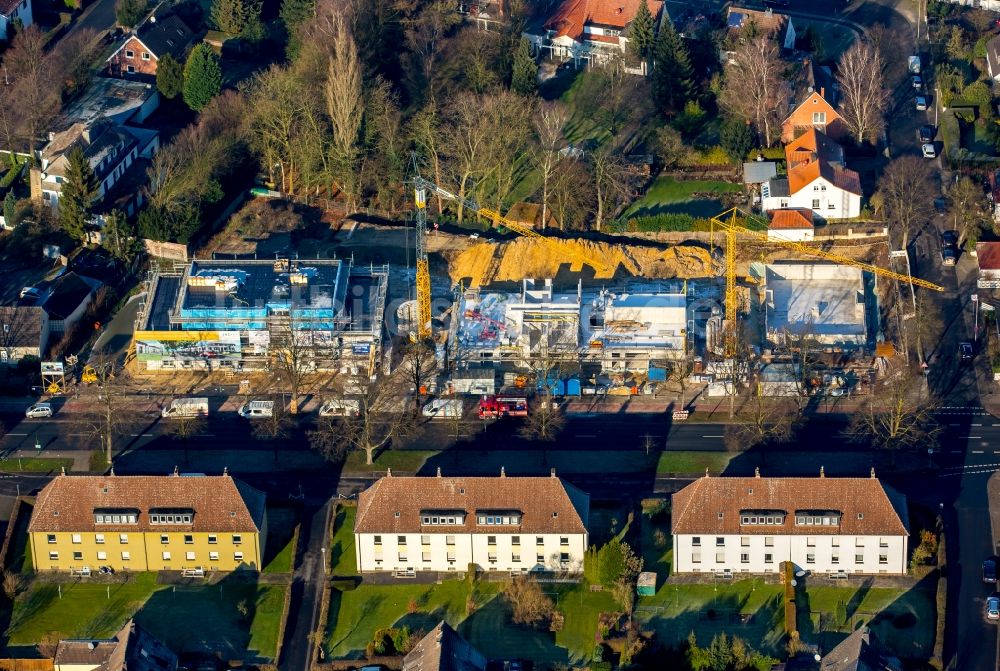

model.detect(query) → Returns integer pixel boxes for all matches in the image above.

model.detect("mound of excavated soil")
[445,238,713,286]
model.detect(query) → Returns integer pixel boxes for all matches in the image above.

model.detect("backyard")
[330,504,358,576]
[5,573,286,662]
[621,176,743,220]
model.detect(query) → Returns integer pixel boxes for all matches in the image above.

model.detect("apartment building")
[671,471,909,575]
[29,471,266,573]
[354,471,590,575]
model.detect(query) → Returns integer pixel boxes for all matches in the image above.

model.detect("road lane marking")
[966,436,983,439]
[6,433,26,437]
[973,424,983,427]
[973,450,985,454]
[128,434,153,437]
[702,435,724,438]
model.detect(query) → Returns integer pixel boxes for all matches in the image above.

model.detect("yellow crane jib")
[413,185,432,340]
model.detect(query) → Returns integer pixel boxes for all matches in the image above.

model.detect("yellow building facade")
[29,472,266,573]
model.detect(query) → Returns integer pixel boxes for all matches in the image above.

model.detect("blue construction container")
[537,375,565,396]
[648,363,668,382]
[565,377,582,397]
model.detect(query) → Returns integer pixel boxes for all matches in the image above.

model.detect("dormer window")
[476,511,522,526]
[94,508,138,524]
[795,511,841,526]
[149,508,194,524]
[420,511,465,526]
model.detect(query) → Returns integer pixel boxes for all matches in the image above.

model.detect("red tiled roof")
[768,209,814,230]
[977,242,1000,271]
[544,0,662,41]
[727,7,789,36]
[786,128,859,195]
[672,475,908,536]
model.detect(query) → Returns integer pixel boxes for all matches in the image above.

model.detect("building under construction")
[132,258,388,375]
[449,278,689,373]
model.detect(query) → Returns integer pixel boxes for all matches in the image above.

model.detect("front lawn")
[7,574,286,662]
[262,505,298,574]
[343,449,437,474]
[0,458,74,473]
[330,505,358,576]
[657,450,733,475]
[622,177,743,220]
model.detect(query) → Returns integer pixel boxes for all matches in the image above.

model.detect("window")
[692,551,702,563]
[374,536,382,546]
[692,537,701,547]
[813,185,820,191]
[764,553,773,564]
[121,552,130,561]
[741,537,750,547]
[398,552,407,562]
[488,536,497,545]
[832,554,840,564]
[126,65,136,73]
[125,49,134,58]
[209,552,219,561]
[161,535,169,544]
[162,551,171,561]
[208,535,217,544]
[423,552,432,562]
[779,199,788,208]
[536,553,544,563]
[740,553,749,564]
[71,534,81,544]
[233,535,242,545]
[855,553,864,564]
[716,537,725,547]
[446,536,455,546]
[812,111,827,124]
[120,534,128,544]
[186,551,196,561]
[396,536,405,544]
[831,538,840,547]
[234,552,244,562]
[806,553,815,564]
[715,551,725,563]
[421,535,431,545]
[73,551,83,561]
[560,552,569,563]
[812,199,820,209]
[828,202,835,210]
[49,551,58,561]
[806,536,816,547]
[488,552,497,562]
[765,537,774,547]
[141,52,150,60]
[536,537,544,546]
[855,538,864,547]
[879,554,888,565]
[512,536,520,546]
[560,537,569,546]
[879,538,888,548]
[820,184,827,191]
[184,535,194,544]
[512,553,521,562]
[47,534,56,544]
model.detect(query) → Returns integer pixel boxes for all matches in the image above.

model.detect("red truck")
[478,393,529,419]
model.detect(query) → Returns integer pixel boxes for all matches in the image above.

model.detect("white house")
[354,471,590,575]
[767,209,814,243]
[762,128,861,220]
[671,472,909,575]
[0,0,32,42]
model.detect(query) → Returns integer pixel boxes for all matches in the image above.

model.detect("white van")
[319,399,361,417]
[238,400,274,418]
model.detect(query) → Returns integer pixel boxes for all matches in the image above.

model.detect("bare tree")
[0,307,37,364]
[519,395,565,442]
[532,103,569,232]
[836,39,889,145]
[270,313,338,414]
[947,176,989,249]
[591,148,630,232]
[719,36,791,147]
[324,10,363,209]
[2,569,21,601]
[669,355,698,408]
[399,339,437,415]
[724,393,801,452]
[847,371,938,461]
[442,92,493,224]
[5,26,60,161]
[402,0,461,104]
[308,374,414,465]
[875,156,936,249]
[502,574,554,627]
[550,158,591,231]
[74,359,136,467]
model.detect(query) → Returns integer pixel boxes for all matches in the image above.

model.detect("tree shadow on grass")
[458,597,569,666]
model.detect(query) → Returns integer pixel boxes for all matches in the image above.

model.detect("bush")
[641,497,668,518]
[692,145,733,166]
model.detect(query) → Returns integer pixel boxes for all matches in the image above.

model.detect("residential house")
[402,621,487,671]
[54,619,177,671]
[725,6,796,55]
[671,472,909,575]
[781,89,847,144]
[354,471,590,575]
[819,626,901,671]
[761,129,861,220]
[767,208,814,242]
[30,119,158,213]
[106,14,195,80]
[524,0,664,69]
[977,242,1000,289]
[0,0,31,41]
[0,305,47,363]
[988,36,1000,82]
[28,471,267,573]
[20,271,103,338]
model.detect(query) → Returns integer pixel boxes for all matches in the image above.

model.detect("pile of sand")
[446,238,714,286]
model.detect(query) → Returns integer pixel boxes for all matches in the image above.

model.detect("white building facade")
[672,473,909,575]
[354,473,590,575]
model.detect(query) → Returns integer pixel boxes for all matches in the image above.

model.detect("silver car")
[25,403,53,419]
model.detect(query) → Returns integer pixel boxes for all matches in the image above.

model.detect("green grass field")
[622,177,743,220]
[325,579,614,664]
[0,457,74,473]
[330,505,358,576]
[7,574,285,661]
[657,450,734,475]
[263,506,298,574]
[343,450,437,474]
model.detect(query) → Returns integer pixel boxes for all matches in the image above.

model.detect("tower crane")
[710,207,944,357]
[409,172,610,340]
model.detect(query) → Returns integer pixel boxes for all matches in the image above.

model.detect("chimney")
[173,465,179,476]
[500,466,506,478]
[223,466,228,476]
[754,467,760,478]
[436,467,442,477]
[387,467,392,477]
[705,467,710,478]
[550,468,556,478]
[870,467,876,479]
[820,466,825,478]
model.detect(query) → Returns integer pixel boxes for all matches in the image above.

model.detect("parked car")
[961,342,975,362]
[985,558,997,583]
[921,143,937,158]
[942,230,958,248]
[915,94,929,111]
[24,403,52,419]
[987,595,1000,620]
[941,246,956,266]
[919,125,936,143]
[912,74,923,89]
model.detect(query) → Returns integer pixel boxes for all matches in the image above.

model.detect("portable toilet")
[565,376,582,397]
[637,572,657,596]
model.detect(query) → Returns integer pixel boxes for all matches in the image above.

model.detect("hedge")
[621,212,768,233]
[0,162,24,189]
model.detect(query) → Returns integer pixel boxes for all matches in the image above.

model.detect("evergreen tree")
[156,53,184,100]
[651,21,692,117]
[182,44,222,112]
[2,191,16,228]
[59,147,99,242]
[115,0,146,30]
[627,0,655,64]
[720,118,754,160]
[210,0,261,35]
[511,38,538,97]
[280,0,314,57]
